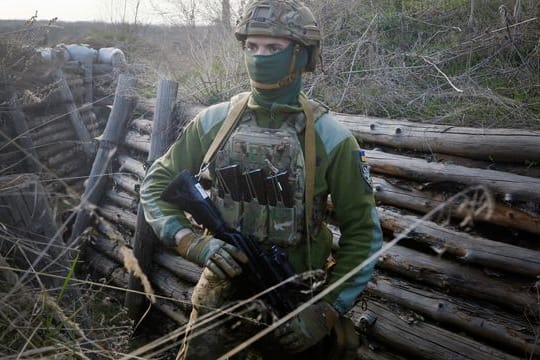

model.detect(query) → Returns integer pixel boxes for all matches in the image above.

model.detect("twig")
[420,56,463,93]
[337,14,378,108]
[490,16,537,33]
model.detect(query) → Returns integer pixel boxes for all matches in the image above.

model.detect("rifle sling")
[299,94,315,270]
[200,93,250,174]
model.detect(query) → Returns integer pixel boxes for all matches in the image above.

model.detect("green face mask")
[245,43,296,84]
[244,43,308,107]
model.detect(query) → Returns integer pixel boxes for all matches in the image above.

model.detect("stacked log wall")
[1,45,125,191]
[81,98,540,358]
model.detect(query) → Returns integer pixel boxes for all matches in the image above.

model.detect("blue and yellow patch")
[358,150,373,191]
[359,150,367,162]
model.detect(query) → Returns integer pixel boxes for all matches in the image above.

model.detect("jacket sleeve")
[323,134,383,314]
[139,102,230,247]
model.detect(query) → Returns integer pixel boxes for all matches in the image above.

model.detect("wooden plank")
[69,74,137,246]
[54,68,95,157]
[127,79,178,321]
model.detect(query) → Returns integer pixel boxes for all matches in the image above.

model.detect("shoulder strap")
[299,93,315,270]
[199,93,250,176]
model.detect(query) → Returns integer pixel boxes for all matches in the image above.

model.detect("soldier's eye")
[245,43,257,52]
[269,45,283,54]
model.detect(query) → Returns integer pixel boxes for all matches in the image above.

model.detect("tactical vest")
[209,95,327,247]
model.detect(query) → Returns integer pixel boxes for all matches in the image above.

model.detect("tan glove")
[275,301,340,353]
[175,229,248,280]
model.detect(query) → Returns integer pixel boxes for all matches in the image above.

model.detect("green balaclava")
[245,43,309,109]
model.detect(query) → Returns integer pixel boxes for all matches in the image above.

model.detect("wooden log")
[377,244,539,313]
[334,113,540,162]
[31,128,75,147]
[112,173,140,196]
[349,300,520,360]
[105,190,137,210]
[30,118,71,139]
[0,174,88,320]
[35,141,78,159]
[152,251,202,285]
[432,153,540,178]
[85,246,121,278]
[98,204,137,232]
[84,247,189,324]
[373,177,540,236]
[367,275,540,357]
[357,344,408,360]
[58,167,89,185]
[47,148,81,167]
[7,100,41,172]
[130,118,153,135]
[123,130,150,153]
[117,154,146,179]
[26,113,66,128]
[135,97,156,116]
[54,68,95,157]
[69,74,137,246]
[377,207,540,276]
[91,231,201,286]
[150,266,193,311]
[366,150,540,202]
[127,79,178,322]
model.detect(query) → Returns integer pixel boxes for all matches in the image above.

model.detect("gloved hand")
[275,301,339,353]
[175,230,248,280]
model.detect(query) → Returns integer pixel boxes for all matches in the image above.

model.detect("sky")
[0,0,179,24]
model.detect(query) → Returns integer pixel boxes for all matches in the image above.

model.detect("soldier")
[140,0,383,358]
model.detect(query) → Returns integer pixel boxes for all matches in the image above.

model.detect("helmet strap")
[249,44,303,90]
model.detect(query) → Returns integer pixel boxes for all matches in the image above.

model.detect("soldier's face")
[245,36,291,56]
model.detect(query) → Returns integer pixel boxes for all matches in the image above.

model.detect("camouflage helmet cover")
[235,0,321,71]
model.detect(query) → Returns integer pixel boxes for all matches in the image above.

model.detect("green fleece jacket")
[140,93,382,314]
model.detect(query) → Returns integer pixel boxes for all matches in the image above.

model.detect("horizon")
[0,0,240,26]
[1,0,169,24]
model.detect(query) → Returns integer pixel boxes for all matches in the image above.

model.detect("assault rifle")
[160,169,314,316]
[161,169,358,358]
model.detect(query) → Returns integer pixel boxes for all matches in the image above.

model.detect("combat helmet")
[235,0,321,72]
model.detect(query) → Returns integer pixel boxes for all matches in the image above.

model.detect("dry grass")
[0,1,538,358]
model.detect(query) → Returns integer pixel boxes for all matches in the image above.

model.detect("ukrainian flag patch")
[358,150,373,190]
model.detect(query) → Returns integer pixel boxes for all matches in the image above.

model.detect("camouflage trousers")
[178,268,301,360]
